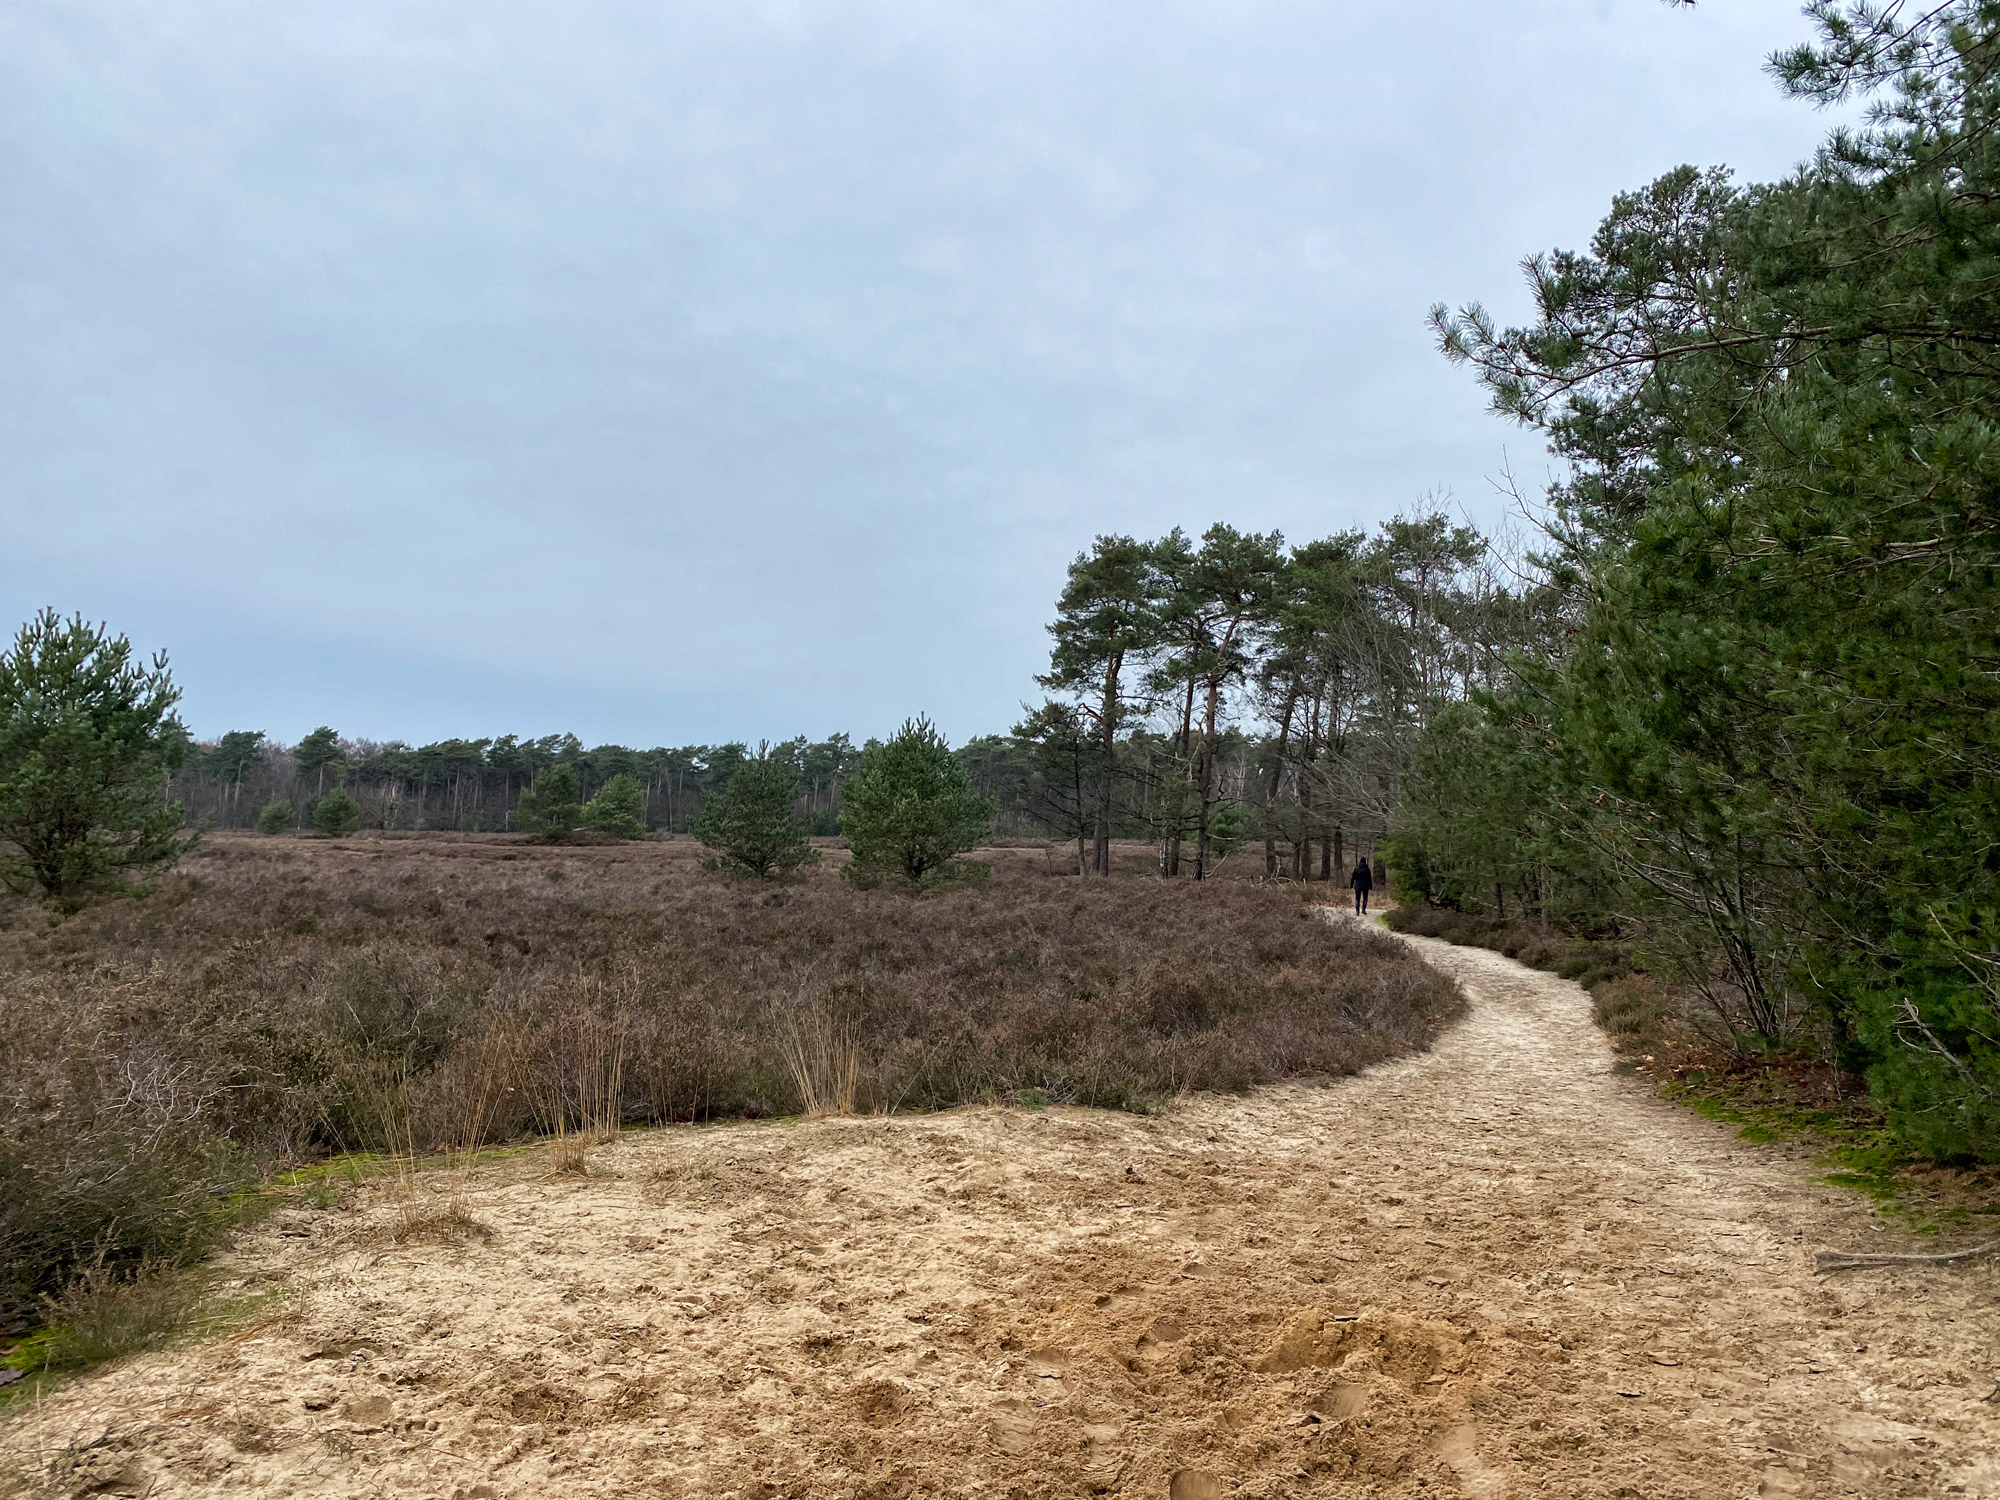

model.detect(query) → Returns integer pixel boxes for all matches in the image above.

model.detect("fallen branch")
[1814,1240,2000,1274]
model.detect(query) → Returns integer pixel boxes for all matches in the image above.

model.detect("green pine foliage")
[293,725,343,791]
[516,764,582,843]
[1206,798,1249,862]
[254,801,293,835]
[311,788,362,838]
[579,772,647,840]
[840,717,994,886]
[1406,0,2000,1158]
[693,752,819,877]
[0,610,194,903]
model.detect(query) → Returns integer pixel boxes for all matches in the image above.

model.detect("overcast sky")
[3,1,1845,748]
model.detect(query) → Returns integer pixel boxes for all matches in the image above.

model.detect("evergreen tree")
[694,751,818,877]
[1413,0,2000,1156]
[255,800,293,835]
[1011,700,1096,875]
[0,610,193,902]
[1041,535,1159,875]
[516,764,582,842]
[840,717,994,885]
[312,788,362,837]
[1207,797,1250,863]
[579,772,646,840]
[294,725,343,792]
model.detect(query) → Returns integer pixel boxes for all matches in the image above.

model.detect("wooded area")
[169,509,1522,885]
[1392,1,2000,1160]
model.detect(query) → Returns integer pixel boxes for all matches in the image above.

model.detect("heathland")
[5,893,1998,1498]
[0,834,1460,1337]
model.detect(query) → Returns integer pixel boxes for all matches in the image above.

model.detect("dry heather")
[0,836,1461,1325]
[8,925,1996,1498]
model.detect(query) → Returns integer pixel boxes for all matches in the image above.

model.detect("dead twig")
[1814,1239,2000,1274]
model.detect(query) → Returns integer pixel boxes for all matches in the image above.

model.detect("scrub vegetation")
[1389,1,2000,1163]
[0,835,1461,1339]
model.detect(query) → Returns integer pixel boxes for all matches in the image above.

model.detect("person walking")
[1350,856,1373,915]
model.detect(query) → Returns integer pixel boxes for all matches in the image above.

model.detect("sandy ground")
[6,912,2000,1499]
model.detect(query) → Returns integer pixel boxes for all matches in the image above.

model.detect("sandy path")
[6,913,1999,1499]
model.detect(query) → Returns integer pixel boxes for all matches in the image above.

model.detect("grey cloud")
[1,0,1840,743]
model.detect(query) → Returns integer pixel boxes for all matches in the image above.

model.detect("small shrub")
[382,1198,493,1245]
[312,789,362,838]
[0,988,246,1323]
[516,766,581,843]
[547,1137,592,1176]
[694,754,818,878]
[580,774,646,840]
[778,1008,862,1116]
[255,801,293,836]
[1592,975,1673,1047]
[39,1255,194,1371]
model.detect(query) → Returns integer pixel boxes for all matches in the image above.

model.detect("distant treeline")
[172,513,1511,886]
[172,733,863,837]
[171,724,1291,848]
[174,505,1514,878]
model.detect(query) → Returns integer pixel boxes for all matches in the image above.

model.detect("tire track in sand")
[4,911,1997,1499]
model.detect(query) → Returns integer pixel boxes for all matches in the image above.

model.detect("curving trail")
[5,913,1998,1498]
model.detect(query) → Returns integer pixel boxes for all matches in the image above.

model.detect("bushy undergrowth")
[0,836,1462,1325]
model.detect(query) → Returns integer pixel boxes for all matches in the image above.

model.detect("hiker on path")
[1350,856,1373,915]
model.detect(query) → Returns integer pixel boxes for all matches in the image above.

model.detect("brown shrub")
[0,835,1462,1321]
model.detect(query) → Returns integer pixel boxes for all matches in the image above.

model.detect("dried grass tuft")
[38,1253,195,1370]
[381,1197,494,1246]
[779,1007,861,1116]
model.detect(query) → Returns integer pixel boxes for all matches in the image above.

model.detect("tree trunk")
[1295,773,1311,880]
[1194,674,1224,881]
[1264,686,1298,877]
[1094,650,1123,876]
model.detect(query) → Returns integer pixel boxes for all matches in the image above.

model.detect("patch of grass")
[1822,1141,1910,1206]
[1658,1065,2000,1229]
[547,1137,592,1177]
[0,1255,290,1411]
[37,1256,193,1370]
[381,1197,494,1246]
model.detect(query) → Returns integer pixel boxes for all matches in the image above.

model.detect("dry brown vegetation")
[8,917,1998,1497]
[0,835,1461,1330]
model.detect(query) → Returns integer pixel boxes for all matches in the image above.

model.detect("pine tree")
[294,725,343,793]
[0,610,193,901]
[840,717,994,885]
[312,788,362,838]
[1041,535,1159,875]
[256,800,293,835]
[693,752,818,877]
[580,772,646,840]
[516,764,581,843]
[1415,0,2000,1156]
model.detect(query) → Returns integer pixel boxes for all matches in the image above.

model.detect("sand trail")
[5,912,1999,1498]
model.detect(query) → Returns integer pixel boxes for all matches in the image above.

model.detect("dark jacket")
[1350,861,1372,892]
